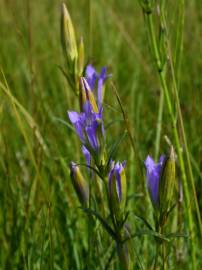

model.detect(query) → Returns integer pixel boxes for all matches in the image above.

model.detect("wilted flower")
[69,162,89,205]
[80,77,99,113]
[144,155,165,207]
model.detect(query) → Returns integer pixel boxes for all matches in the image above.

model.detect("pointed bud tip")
[61,3,68,17]
[69,161,89,205]
[170,146,175,161]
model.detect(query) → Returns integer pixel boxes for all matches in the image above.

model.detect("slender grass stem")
[154,88,164,161]
[143,9,197,270]
[160,0,202,236]
[166,27,202,238]
[88,0,93,58]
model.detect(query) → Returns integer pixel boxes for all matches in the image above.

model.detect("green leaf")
[123,229,170,243]
[132,213,154,231]
[107,130,127,163]
[81,208,117,240]
[53,116,75,132]
[165,232,188,239]
[76,163,103,180]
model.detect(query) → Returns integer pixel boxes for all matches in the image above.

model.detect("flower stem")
[154,241,160,270]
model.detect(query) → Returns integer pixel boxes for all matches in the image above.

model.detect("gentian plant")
[67,63,132,269]
[61,3,187,270]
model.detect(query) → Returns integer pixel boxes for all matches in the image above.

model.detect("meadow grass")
[0,0,202,269]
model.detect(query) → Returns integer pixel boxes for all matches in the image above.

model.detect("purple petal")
[83,101,93,117]
[68,111,80,124]
[82,145,91,167]
[159,155,166,165]
[85,123,99,151]
[97,67,107,106]
[100,67,107,80]
[85,64,97,90]
[68,111,85,143]
[108,161,125,201]
[115,163,122,200]
[85,64,97,78]
[122,160,126,168]
[74,122,85,143]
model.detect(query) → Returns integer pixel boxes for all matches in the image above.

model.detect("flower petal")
[85,123,99,151]
[68,111,80,124]
[82,145,91,167]
[85,64,97,90]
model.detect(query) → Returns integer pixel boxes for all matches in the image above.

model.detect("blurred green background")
[0,0,202,269]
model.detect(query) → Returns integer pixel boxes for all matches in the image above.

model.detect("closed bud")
[69,162,89,205]
[61,3,78,67]
[80,77,99,113]
[159,146,175,224]
[108,161,127,225]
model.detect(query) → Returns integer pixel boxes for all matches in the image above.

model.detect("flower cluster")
[68,63,130,268]
[68,65,108,168]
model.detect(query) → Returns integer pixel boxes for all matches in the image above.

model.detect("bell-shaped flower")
[144,155,165,207]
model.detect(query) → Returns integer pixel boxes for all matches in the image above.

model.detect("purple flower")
[108,161,127,222]
[108,161,126,201]
[68,101,104,153]
[85,64,109,107]
[144,155,165,207]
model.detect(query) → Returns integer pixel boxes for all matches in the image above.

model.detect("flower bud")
[69,162,89,205]
[108,161,127,225]
[78,37,85,77]
[159,146,175,223]
[61,3,78,67]
[80,78,99,113]
[144,155,165,208]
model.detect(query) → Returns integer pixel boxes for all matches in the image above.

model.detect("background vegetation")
[0,0,202,269]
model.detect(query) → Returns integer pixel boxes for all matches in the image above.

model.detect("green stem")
[167,21,202,239]
[117,240,131,270]
[143,9,196,270]
[154,88,164,161]
[154,242,160,270]
[160,0,202,237]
